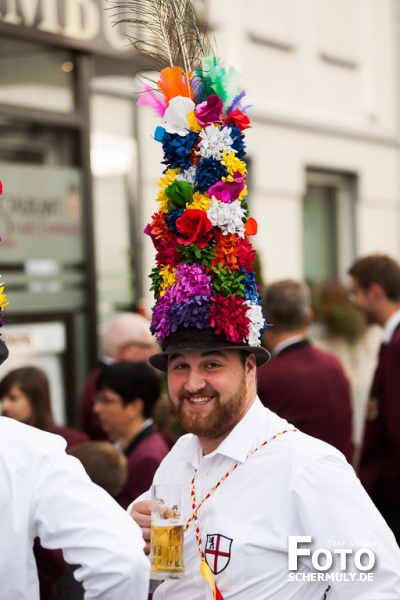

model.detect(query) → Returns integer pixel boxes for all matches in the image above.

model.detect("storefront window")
[0,37,75,113]
[302,171,356,285]
[0,119,84,311]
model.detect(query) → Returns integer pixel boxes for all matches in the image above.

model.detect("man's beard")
[171,371,248,440]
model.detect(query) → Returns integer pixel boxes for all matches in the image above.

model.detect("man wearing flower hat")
[107,2,400,596]
[127,41,400,600]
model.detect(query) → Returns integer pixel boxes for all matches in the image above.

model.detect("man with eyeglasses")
[348,253,400,545]
[93,361,170,509]
[79,312,159,439]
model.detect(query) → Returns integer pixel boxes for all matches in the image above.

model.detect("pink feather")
[136,85,167,117]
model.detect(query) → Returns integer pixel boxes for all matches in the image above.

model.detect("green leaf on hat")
[165,181,194,209]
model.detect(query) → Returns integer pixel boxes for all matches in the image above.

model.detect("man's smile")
[185,395,214,406]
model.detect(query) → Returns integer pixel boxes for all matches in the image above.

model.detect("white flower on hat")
[245,302,264,346]
[176,165,197,185]
[162,96,196,136]
[196,124,234,159]
[207,198,246,236]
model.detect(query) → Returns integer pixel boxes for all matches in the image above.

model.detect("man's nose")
[183,369,206,393]
[1,398,11,411]
[92,401,101,414]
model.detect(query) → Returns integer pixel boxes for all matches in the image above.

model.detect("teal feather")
[196,56,241,110]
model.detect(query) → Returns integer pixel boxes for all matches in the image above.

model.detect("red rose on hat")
[176,209,214,248]
[225,108,251,131]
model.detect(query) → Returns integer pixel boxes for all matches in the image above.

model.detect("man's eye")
[205,362,221,369]
[172,363,187,371]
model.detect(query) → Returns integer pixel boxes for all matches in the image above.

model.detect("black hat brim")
[0,338,9,366]
[149,328,270,372]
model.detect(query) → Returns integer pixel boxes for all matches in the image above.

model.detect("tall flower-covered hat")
[110,0,270,371]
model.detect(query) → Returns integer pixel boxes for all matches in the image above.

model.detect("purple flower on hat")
[150,294,174,340]
[171,263,212,302]
[168,298,211,332]
[150,264,212,342]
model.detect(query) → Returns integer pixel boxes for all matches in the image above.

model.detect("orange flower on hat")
[212,232,240,271]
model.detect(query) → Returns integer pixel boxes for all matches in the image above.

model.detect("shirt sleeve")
[287,453,400,599]
[32,440,150,600]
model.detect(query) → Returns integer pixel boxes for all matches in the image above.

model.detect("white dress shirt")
[382,308,400,344]
[137,398,400,599]
[0,417,150,600]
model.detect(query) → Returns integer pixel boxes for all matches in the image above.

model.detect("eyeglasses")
[92,395,123,407]
[346,285,364,303]
[346,289,356,303]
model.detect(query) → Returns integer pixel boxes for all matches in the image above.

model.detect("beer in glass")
[150,484,185,579]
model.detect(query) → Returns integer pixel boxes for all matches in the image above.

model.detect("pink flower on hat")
[195,95,223,126]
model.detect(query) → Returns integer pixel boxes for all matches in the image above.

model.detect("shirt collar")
[382,310,400,344]
[272,335,307,357]
[114,418,154,452]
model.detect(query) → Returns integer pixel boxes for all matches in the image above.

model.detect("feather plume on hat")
[108,0,269,371]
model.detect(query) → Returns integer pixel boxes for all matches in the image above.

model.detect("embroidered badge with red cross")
[205,534,233,575]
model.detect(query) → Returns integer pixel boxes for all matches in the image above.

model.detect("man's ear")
[369,281,385,300]
[306,308,314,327]
[246,353,257,375]
[127,397,144,419]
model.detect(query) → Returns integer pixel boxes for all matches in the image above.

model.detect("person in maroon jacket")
[348,253,400,545]
[93,361,170,509]
[257,279,354,463]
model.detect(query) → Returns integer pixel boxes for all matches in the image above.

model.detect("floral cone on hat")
[109,1,267,353]
[141,59,266,349]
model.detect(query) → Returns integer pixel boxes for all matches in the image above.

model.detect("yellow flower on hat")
[157,169,180,213]
[0,286,8,309]
[159,265,178,296]
[187,111,203,133]
[187,191,212,211]
[221,150,247,180]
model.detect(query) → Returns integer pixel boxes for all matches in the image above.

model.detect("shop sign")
[0,0,136,58]
[0,163,84,264]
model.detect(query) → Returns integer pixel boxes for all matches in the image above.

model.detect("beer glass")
[150,484,185,580]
